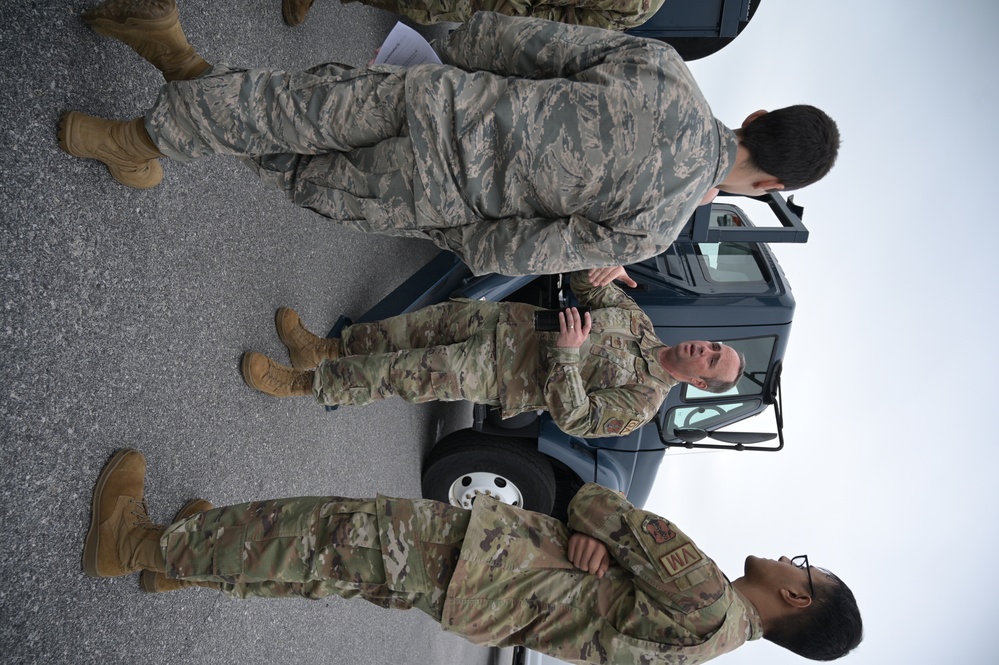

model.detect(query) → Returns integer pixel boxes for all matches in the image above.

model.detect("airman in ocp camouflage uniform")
[282,0,665,31]
[85,449,864,664]
[242,269,745,438]
[62,2,838,277]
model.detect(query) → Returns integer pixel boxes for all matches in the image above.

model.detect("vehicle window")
[695,242,765,283]
[710,209,745,227]
[666,400,762,435]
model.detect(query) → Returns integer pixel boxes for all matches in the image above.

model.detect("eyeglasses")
[790,555,814,597]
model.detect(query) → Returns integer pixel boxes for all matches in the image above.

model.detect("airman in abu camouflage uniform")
[242,267,744,438]
[85,449,863,663]
[61,1,839,276]
[281,0,664,31]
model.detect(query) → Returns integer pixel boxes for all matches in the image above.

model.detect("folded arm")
[446,213,668,276]
[438,11,664,79]
[567,483,673,587]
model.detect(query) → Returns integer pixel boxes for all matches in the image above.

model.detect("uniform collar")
[641,338,678,387]
[713,121,739,186]
[731,586,765,641]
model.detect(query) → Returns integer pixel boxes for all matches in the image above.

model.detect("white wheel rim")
[447,471,525,509]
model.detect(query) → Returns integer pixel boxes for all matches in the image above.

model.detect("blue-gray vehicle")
[627,0,760,62]
[330,192,806,519]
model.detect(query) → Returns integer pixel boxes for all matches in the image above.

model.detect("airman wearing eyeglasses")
[85,450,864,665]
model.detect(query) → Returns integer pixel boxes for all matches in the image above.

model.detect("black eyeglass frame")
[790,555,814,597]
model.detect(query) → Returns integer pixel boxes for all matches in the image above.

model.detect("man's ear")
[753,177,784,193]
[779,587,813,610]
[690,377,709,390]
[742,109,768,128]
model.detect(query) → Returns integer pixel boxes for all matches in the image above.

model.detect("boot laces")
[128,499,165,532]
[288,321,318,350]
[293,371,313,392]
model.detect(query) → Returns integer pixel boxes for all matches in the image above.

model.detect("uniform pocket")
[347,386,375,405]
[430,370,462,401]
[589,344,636,375]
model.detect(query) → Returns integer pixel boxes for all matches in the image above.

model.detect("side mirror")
[674,428,776,445]
[674,428,707,442]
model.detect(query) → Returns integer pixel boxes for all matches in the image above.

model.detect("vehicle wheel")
[422,429,556,514]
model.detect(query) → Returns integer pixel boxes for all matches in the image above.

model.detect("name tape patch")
[660,544,702,576]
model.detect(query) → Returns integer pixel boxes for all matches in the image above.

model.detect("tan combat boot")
[282,0,316,26]
[83,449,167,578]
[275,307,342,370]
[82,0,210,81]
[59,113,164,189]
[140,499,220,593]
[242,352,315,397]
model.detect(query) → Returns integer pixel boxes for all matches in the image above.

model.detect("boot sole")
[59,112,164,190]
[83,449,141,578]
[139,498,210,592]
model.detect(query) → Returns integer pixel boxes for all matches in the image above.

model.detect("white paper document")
[374,22,442,67]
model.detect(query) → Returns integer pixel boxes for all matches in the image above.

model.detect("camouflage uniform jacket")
[406,12,738,275]
[442,483,763,664]
[496,271,677,437]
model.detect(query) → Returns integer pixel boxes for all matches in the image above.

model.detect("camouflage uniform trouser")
[347,0,660,30]
[313,300,503,407]
[162,495,470,620]
[145,63,421,237]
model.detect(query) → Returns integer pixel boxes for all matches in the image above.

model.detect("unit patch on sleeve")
[641,516,676,544]
[602,418,624,434]
[660,543,703,576]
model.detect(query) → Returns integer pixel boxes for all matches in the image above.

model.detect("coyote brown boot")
[59,113,164,189]
[282,0,316,26]
[82,0,210,81]
[275,307,342,369]
[242,352,315,397]
[83,449,167,578]
[140,499,220,593]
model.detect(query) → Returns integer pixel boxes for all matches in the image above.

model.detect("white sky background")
[645,1,999,663]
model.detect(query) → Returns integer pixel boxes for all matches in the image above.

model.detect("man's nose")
[778,556,791,564]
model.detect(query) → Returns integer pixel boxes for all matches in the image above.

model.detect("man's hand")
[568,533,610,578]
[556,307,591,348]
[588,266,637,288]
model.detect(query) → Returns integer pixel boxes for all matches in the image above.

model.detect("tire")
[549,465,586,524]
[422,429,556,515]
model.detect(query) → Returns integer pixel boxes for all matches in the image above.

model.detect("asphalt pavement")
[0,2,495,663]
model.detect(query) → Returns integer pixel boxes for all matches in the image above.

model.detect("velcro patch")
[620,420,640,435]
[660,544,702,576]
[641,516,676,544]
[603,418,624,434]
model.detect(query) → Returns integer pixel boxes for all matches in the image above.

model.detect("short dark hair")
[765,571,863,661]
[701,351,745,394]
[740,105,840,190]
